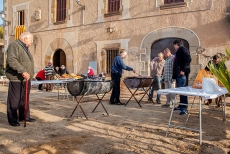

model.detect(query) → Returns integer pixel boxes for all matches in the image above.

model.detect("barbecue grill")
[67,80,113,119]
[123,76,154,107]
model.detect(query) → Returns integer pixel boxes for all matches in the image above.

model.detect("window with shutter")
[164,0,184,5]
[17,10,25,25]
[108,0,120,14]
[56,0,66,22]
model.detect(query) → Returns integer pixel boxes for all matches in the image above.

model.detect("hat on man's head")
[48,62,52,65]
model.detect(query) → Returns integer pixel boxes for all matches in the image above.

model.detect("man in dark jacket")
[110,50,135,105]
[172,39,192,115]
[60,65,69,76]
[6,32,35,126]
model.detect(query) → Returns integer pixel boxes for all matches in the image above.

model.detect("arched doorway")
[53,49,66,67]
[151,38,189,60]
[140,27,200,79]
[44,38,73,73]
[151,38,190,86]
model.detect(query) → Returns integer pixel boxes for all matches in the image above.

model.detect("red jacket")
[36,70,45,80]
[88,68,94,76]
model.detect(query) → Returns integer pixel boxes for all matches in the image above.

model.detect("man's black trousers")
[7,81,31,123]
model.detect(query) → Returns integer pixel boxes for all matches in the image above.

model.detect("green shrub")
[208,49,230,92]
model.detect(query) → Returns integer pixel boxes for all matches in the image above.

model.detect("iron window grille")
[106,48,119,74]
[108,0,120,13]
[164,0,184,4]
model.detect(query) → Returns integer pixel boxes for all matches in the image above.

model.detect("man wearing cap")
[5,32,35,126]
[44,62,55,91]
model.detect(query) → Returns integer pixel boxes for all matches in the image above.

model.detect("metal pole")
[223,95,226,122]
[166,98,176,137]
[199,97,202,145]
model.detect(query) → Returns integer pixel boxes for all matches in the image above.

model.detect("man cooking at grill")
[110,50,136,105]
[148,52,165,104]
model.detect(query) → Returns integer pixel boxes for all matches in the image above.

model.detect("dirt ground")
[1,84,230,154]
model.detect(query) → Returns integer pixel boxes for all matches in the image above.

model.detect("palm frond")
[208,48,230,93]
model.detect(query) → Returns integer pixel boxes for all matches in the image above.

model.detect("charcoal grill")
[123,76,154,107]
[67,80,113,119]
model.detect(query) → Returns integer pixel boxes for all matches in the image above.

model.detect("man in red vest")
[35,70,45,90]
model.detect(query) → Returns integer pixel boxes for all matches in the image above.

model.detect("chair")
[0,76,8,86]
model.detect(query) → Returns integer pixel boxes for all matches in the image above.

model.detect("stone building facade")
[2,0,230,85]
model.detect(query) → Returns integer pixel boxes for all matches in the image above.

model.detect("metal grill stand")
[67,80,112,119]
[123,77,154,107]
[69,93,109,120]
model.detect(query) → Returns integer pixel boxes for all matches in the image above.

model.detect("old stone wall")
[3,0,230,83]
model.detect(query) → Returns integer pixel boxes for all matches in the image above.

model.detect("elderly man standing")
[6,32,35,126]
[161,48,175,108]
[149,52,165,104]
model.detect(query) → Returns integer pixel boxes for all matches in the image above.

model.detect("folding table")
[123,77,154,107]
[31,79,73,101]
[157,86,228,145]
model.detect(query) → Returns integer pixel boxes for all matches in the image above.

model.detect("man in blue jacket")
[110,50,135,105]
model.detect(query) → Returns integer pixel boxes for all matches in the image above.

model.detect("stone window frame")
[156,0,192,10]
[95,39,130,75]
[12,2,29,34]
[96,0,130,23]
[50,0,70,25]
[104,0,123,17]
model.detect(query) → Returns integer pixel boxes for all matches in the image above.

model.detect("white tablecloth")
[31,79,74,101]
[31,79,74,85]
[157,86,228,100]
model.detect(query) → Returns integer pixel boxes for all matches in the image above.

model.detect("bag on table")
[53,74,60,80]
[192,69,214,89]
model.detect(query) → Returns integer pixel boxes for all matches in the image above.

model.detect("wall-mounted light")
[76,0,85,10]
[0,12,11,26]
[107,27,114,33]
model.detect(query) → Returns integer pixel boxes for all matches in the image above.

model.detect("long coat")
[5,40,34,82]
[173,46,191,79]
